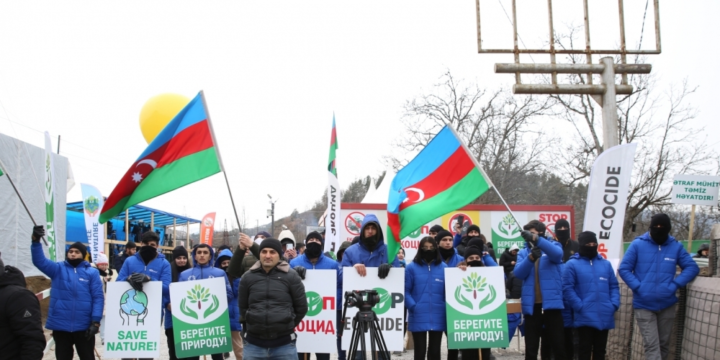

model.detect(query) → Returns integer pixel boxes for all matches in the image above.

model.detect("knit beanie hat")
[466,224,481,235]
[95,253,109,265]
[650,213,672,230]
[68,242,88,259]
[173,246,189,259]
[255,231,272,240]
[467,237,485,249]
[305,231,324,246]
[259,238,283,256]
[429,225,445,233]
[464,245,483,260]
[578,231,597,246]
[435,230,454,243]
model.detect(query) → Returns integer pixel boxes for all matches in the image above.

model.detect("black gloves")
[521,230,537,246]
[127,273,150,291]
[85,322,100,340]
[530,247,542,262]
[32,225,45,243]
[378,264,391,279]
[294,265,307,280]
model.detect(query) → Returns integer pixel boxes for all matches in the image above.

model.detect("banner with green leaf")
[490,211,526,253]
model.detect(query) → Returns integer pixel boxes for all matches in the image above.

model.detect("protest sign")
[171,277,233,357]
[671,174,720,206]
[104,282,162,358]
[445,267,509,349]
[341,267,405,351]
[296,269,338,353]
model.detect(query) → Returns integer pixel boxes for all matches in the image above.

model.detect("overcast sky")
[1,1,717,234]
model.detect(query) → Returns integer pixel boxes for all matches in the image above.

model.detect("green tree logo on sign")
[455,273,497,310]
[306,291,323,317]
[181,284,219,320]
[372,288,391,315]
[497,214,520,237]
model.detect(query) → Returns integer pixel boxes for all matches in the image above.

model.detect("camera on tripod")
[344,290,380,310]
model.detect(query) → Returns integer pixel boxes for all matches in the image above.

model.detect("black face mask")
[579,245,598,259]
[362,235,379,250]
[467,260,484,268]
[67,258,83,267]
[140,246,157,264]
[221,265,229,271]
[555,229,570,243]
[650,227,670,245]
[305,242,323,259]
[439,247,455,259]
[421,250,436,263]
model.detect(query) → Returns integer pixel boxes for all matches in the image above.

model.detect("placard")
[104,282,163,358]
[296,270,338,353]
[341,267,405,351]
[170,278,233,357]
[671,174,720,206]
[445,267,509,349]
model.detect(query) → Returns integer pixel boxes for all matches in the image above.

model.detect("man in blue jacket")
[619,214,699,360]
[340,214,400,277]
[31,226,103,360]
[215,248,243,360]
[513,220,565,360]
[116,231,171,360]
[290,231,342,360]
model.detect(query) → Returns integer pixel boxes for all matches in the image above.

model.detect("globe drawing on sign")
[119,289,149,326]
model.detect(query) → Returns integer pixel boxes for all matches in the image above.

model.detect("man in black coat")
[0,252,46,360]
[239,238,308,358]
[113,241,136,271]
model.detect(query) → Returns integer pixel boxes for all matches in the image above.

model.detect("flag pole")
[0,159,49,246]
[199,90,243,232]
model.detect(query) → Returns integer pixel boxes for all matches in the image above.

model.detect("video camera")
[344,290,380,310]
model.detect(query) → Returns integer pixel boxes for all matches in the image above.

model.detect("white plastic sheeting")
[0,133,67,277]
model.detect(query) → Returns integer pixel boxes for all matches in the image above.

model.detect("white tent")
[362,166,395,204]
[0,133,67,277]
[360,178,377,203]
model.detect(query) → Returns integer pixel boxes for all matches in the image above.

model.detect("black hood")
[0,265,27,289]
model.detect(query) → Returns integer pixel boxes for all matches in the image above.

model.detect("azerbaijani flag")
[99,91,223,223]
[386,125,493,262]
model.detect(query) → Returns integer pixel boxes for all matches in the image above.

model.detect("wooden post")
[104,222,110,257]
[688,204,696,253]
[150,212,155,232]
[125,209,130,243]
[173,218,177,248]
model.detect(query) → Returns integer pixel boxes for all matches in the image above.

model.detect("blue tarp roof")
[66,201,201,227]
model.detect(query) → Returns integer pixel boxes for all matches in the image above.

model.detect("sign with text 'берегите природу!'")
[671,174,720,206]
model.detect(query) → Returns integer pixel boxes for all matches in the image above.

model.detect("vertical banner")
[104,281,162,358]
[341,267,405,351]
[490,211,527,252]
[582,143,637,266]
[296,270,338,353]
[200,212,216,246]
[171,278,233,357]
[445,267,509,349]
[43,132,59,261]
[81,183,105,263]
[325,117,341,257]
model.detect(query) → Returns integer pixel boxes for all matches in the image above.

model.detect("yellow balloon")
[139,93,191,144]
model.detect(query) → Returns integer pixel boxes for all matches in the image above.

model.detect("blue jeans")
[244,341,298,360]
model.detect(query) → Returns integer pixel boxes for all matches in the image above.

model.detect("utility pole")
[268,194,278,237]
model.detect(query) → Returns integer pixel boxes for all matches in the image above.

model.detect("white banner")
[104,281,163,358]
[583,143,637,265]
[81,183,104,263]
[44,132,60,261]
[296,270,338,353]
[341,267,405,351]
[325,171,341,256]
[671,174,720,206]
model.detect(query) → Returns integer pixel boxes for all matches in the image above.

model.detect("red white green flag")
[386,125,493,262]
[99,91,223,223]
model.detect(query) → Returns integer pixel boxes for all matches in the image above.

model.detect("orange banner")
[200,212,216,246]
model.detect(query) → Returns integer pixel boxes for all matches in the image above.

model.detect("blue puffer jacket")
[619,232,699,311]
[514,237,564,315]
[31,242,104,332]
[442,248,465,267]
[215,249,241,332]
[116,249,172,307]
[178,246,233,301]
[405,259,447,332]
[562,253,620,330]
[290,251,343,302]
[341,214,400,268]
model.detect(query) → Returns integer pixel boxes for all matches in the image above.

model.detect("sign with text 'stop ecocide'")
[445,267,509,349]
[104,282,162,358]
[171,278,233,357]
[341,267,405,351]
[671,174,720,206]
[296,270,338,353]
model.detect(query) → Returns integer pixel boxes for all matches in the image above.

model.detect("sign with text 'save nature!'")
[296,270,338,353]
[104,282,162,358]
[171,278,233,357]
[445,267,509,349]
[671,174,720,206]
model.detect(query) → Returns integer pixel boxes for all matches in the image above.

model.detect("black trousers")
[411,331,443,360]
[186,355,224,360]
[445,332,458,360]
[460,348,491,360]
[524,304,565,360]
[576,327,608,360]
[166,328,179,360]
[53,330,95,360]
[298,353,330,360]
[541,327,576,359]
